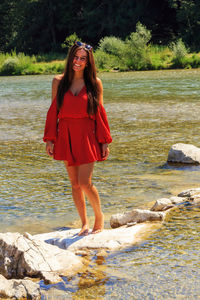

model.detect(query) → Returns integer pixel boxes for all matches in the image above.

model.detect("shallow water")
[1,69,200,298]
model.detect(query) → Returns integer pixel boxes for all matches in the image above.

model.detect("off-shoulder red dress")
[43,86,112,166]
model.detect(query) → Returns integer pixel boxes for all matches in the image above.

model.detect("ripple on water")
[1,71,200,298]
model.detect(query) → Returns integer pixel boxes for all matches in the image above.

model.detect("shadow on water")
[160,162,200,171]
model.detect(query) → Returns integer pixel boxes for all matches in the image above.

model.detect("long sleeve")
[95,103,112,144]
[43,97,58,143]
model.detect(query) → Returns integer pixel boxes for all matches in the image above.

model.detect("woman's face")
[72,49,88,72]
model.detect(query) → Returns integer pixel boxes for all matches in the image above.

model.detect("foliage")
[94,49,123,71]
[1,26,200,75]
[149,45,172,70]
[170,39,188,68]
[0,51,64,75]
[61,33,81,50]
[169,0,200,51]
[170,39,188,60]
[98,36,126,57]
[0,0,191,54]
[123,22,151,70]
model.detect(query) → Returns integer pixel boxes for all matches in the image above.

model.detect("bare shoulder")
[97,77,104,105]
[97,77,103,90]
[52,74,64,87]
[51,74,64,101]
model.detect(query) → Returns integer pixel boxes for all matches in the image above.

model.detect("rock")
[167,143,200,164]
[151,198,174,211]
[170,196,186,204]
[0,232,83,284]
[110,209,165,228]
[0,274,41,299]
[178,188,200,198]
[191,195,200,204]
[34,224,156,252]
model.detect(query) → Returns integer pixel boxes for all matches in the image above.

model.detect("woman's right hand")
[46,141,54,157]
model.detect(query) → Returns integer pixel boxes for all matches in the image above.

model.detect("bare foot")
[78,224,89,236]
[92,213,104,234]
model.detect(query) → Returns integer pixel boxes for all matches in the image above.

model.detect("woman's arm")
[45,74,63,157]
[96,77,110,159]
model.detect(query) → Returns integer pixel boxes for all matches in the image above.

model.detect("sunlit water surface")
[1,69,200,299]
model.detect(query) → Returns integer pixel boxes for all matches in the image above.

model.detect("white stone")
[170,196,186,204]
[0,232,83,284]
[34,224,156,252]
[0,274,41,299]
[167,143,200,164]
[151,198,174,211]
[178,188,200,198]
[110,209,165,228]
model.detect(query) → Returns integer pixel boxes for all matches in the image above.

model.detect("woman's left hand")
[102,143,110,159]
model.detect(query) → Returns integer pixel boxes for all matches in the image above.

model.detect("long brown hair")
[57,43,99,115]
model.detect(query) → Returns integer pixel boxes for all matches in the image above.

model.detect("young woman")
[43,41,112,236]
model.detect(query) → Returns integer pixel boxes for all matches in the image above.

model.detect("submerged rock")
[110,209,165,228]
[0,274,41,299]
[0,232,83,284]
[167,143,200,164]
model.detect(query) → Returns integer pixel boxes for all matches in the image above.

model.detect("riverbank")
[1,47,200,76]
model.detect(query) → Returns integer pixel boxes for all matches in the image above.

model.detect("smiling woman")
[43,41,112,236]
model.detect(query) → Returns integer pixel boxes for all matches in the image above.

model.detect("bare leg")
[64,162,89,236]
[78,163,104,233]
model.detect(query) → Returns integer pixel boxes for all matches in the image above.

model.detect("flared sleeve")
[43,97,58,143]
[95,103,112,144]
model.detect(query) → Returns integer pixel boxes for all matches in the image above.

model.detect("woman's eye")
[80,57,86,61]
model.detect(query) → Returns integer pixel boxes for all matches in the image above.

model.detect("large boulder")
[167,143,200,164]
[0,274,41,299]
[0,232,83,284]
[34,224,156,252]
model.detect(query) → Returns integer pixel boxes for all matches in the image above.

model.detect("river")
[0,69,200,298]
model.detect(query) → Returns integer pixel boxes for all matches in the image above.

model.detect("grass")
[0,51,65,75]
[1,47,200,76]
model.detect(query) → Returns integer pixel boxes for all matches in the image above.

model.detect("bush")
[124,22,152,70]
[170,39,188,60]
[170,39,188,68]
[94,49,121,71]
[1,57,19,75]
[98,36,126,57]
[96,23,152,71]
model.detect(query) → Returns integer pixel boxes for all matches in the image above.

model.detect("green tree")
[0,0,17,51]
[169,0,200,51]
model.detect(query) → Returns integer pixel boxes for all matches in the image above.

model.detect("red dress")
[43,86,112,166]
